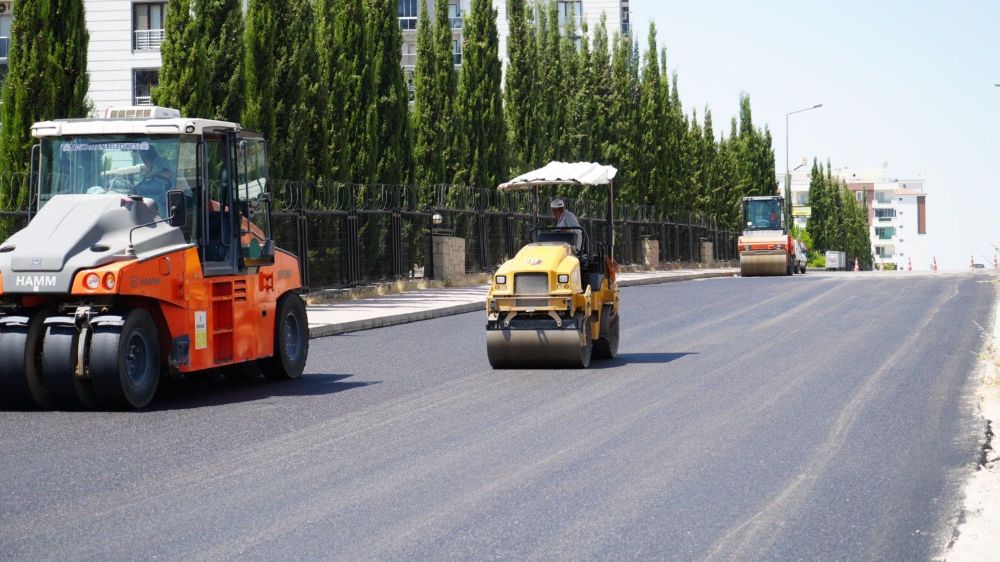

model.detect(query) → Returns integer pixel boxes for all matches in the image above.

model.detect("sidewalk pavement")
[307,268,735,339]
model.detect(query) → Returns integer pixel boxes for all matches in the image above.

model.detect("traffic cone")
[854,258,860,272]
[907,257,912,272]
[932,257,938,272]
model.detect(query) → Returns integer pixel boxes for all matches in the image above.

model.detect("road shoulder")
[946,280,1000,560]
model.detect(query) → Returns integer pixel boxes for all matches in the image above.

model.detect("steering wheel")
[108,175,134,193]
[530,226,590,255]
[754,219,772,228]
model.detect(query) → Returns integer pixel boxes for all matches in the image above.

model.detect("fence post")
[687,213,694,263]
[296,181,310,290]
[346,184,362,284]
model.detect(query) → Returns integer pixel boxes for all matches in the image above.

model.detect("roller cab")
[0,107,309,410]
[485,162,621,369]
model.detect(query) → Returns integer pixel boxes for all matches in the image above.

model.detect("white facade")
[779,164,930,271]
[400,0,631,75]
[85,0,164,110]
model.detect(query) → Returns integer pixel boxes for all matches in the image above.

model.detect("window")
[875,191,892,204]
[237,137,272,265]
[133,2,167,50]
[855,191,863,202]
[557,1,582,33]
[621,1,630,35]
[453,39,462,66]
[133,69,159,106]
[398,0,417,30]
[874,208,895,220]
[448,3,462,29]
[875,227,895,240]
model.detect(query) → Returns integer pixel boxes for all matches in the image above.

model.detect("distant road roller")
[486,162,621,369]
[0,106,308,410]
[738,195,796,277]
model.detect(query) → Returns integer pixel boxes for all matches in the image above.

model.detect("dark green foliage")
[0,0,89,202]
[365,0,413,185]
[197,0,245,121]
[156,0,211,117]
[805,158,872,267]
[504,0,537,174]
[321,0,373,183]
[243,0,318,181]
[451,0,506,188]
[412,0,457,187]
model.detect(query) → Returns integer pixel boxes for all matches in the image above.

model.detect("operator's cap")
[550,198,565,209]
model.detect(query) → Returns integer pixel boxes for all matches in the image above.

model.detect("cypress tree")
[156,0,211,117]
[589,15,612,165]
[636,22,662,209]
[451,0,506,188]
[324,0,372,183]
[413,0,457,187]
[365,0,413,185]
[197,0,245,121]
[504,0,537,174]
[242,0,319,180]
[806,159,826,250]
[243,0,277,145]
[0,0,89,202]
[558,5,580,161]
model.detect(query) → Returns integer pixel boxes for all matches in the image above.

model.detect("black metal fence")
[268,181,738,291]
[0,177,739,291]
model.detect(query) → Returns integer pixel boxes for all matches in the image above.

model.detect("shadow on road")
[146,372,377,411]
[590,352,698,369]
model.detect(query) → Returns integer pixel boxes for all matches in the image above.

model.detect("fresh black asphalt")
[0,272,992,561]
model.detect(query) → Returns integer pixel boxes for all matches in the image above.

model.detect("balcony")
[450,17,462,29]
[401,53,416,68]
[399,17,417,31]
[134,96,153,107]
[0,36,8,62]
[134,29,165,51]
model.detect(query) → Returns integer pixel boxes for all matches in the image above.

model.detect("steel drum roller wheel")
[89,309,161,409]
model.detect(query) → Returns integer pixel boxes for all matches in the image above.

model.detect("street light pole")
[784,103,823,230]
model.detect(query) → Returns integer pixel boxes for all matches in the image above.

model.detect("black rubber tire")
[0,311,54,409]
[41,324,98,410]
[89,310,161,410]
[261,293,309,380]
[786,259,793,276]
[592,312,620,360]
[801,265,806,274]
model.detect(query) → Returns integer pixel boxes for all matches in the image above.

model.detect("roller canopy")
[498,161,618,191]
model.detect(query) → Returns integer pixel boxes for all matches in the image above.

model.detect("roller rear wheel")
[261,294,308,380]
[0,311,53,409]
[89,310,161,409]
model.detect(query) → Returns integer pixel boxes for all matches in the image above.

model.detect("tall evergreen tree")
[365,0,413,184]
[197,0,245,121]
[243,0,277,146]
[451,0,506,188]
[324,0,372,182]
[503,0,537,174]
[0,0,89,203]
[413,0,457,187]
[590,15,612,165]
[155,0,211,116]
[636,22,662,209]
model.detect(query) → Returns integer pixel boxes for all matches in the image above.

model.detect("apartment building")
[399,0,631,75]
[780,164,930,270]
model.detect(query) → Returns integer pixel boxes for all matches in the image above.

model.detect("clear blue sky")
[633,1,1000,269]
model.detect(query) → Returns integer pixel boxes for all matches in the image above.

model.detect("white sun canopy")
[498,161,618,191]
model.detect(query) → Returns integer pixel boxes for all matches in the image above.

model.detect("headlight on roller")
[495,275,506,285]
[557,274,569,284]
[84,273,100,290]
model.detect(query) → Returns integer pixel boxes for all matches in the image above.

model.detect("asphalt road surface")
[0,272,993,561]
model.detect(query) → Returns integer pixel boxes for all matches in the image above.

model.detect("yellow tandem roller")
[485,162,621,369]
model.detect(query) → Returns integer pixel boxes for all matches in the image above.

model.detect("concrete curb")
[308,270,735,339]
